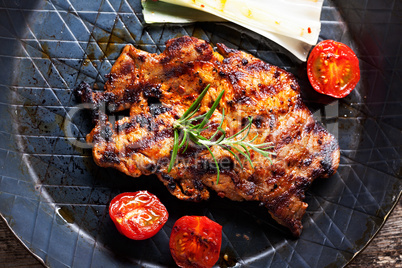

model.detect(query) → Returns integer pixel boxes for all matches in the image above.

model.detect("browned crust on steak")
[75,36,340,236]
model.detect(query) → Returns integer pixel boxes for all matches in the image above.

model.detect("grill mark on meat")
[149,103,171,117]
[237,95,254,105]
[194,41,210,55]
[304,121,316,134]
[160,172,205,201]
[137,54,146,62]
[273,70,281,79]
[293,176,312,199]
[319,139,338,176]
[294,97,305,110]
[245,60,271,73]
[164,62,195,78]
[144,86,171,117]
[161,173,177,191]
[264,191,290,215]
[99,149,120,164]
[189,157,235,177]
[74,82,108,124]
[100,124,113,142]
[290,83,298,91]
[122,87,141,105]
[155,157,170,172]
[91,122,114,143]
[116,120,135,133]
[253,115,264,128]
[136,115,152,130]
[241,180,256,196]
[125,128,173,156]
[193,178,204,191]
[144,162,157,173]
[143,84,162,99]
[177,143,205,159]
[284,136,293,145]
[258,84,277,97]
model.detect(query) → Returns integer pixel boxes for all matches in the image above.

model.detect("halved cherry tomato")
[307,40,360,98]
[109,191,168,240]
[169,216,222,268]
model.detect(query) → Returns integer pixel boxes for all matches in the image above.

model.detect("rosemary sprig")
[168,85,275,183]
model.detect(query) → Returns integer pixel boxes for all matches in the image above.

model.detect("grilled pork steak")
[75,36,340,236]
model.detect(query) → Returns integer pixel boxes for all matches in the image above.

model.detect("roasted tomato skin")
[109,191,168,240]
[169,216,222,268]
[307,40,360,98]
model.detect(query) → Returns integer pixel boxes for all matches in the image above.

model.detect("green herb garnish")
[168,85,275,183]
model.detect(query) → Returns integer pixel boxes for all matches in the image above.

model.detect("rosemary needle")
[168,85,275,183]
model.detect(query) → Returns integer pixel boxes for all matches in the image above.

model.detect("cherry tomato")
[169,216,222,268]
[307,40,360,98]
[109,191,168,240]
